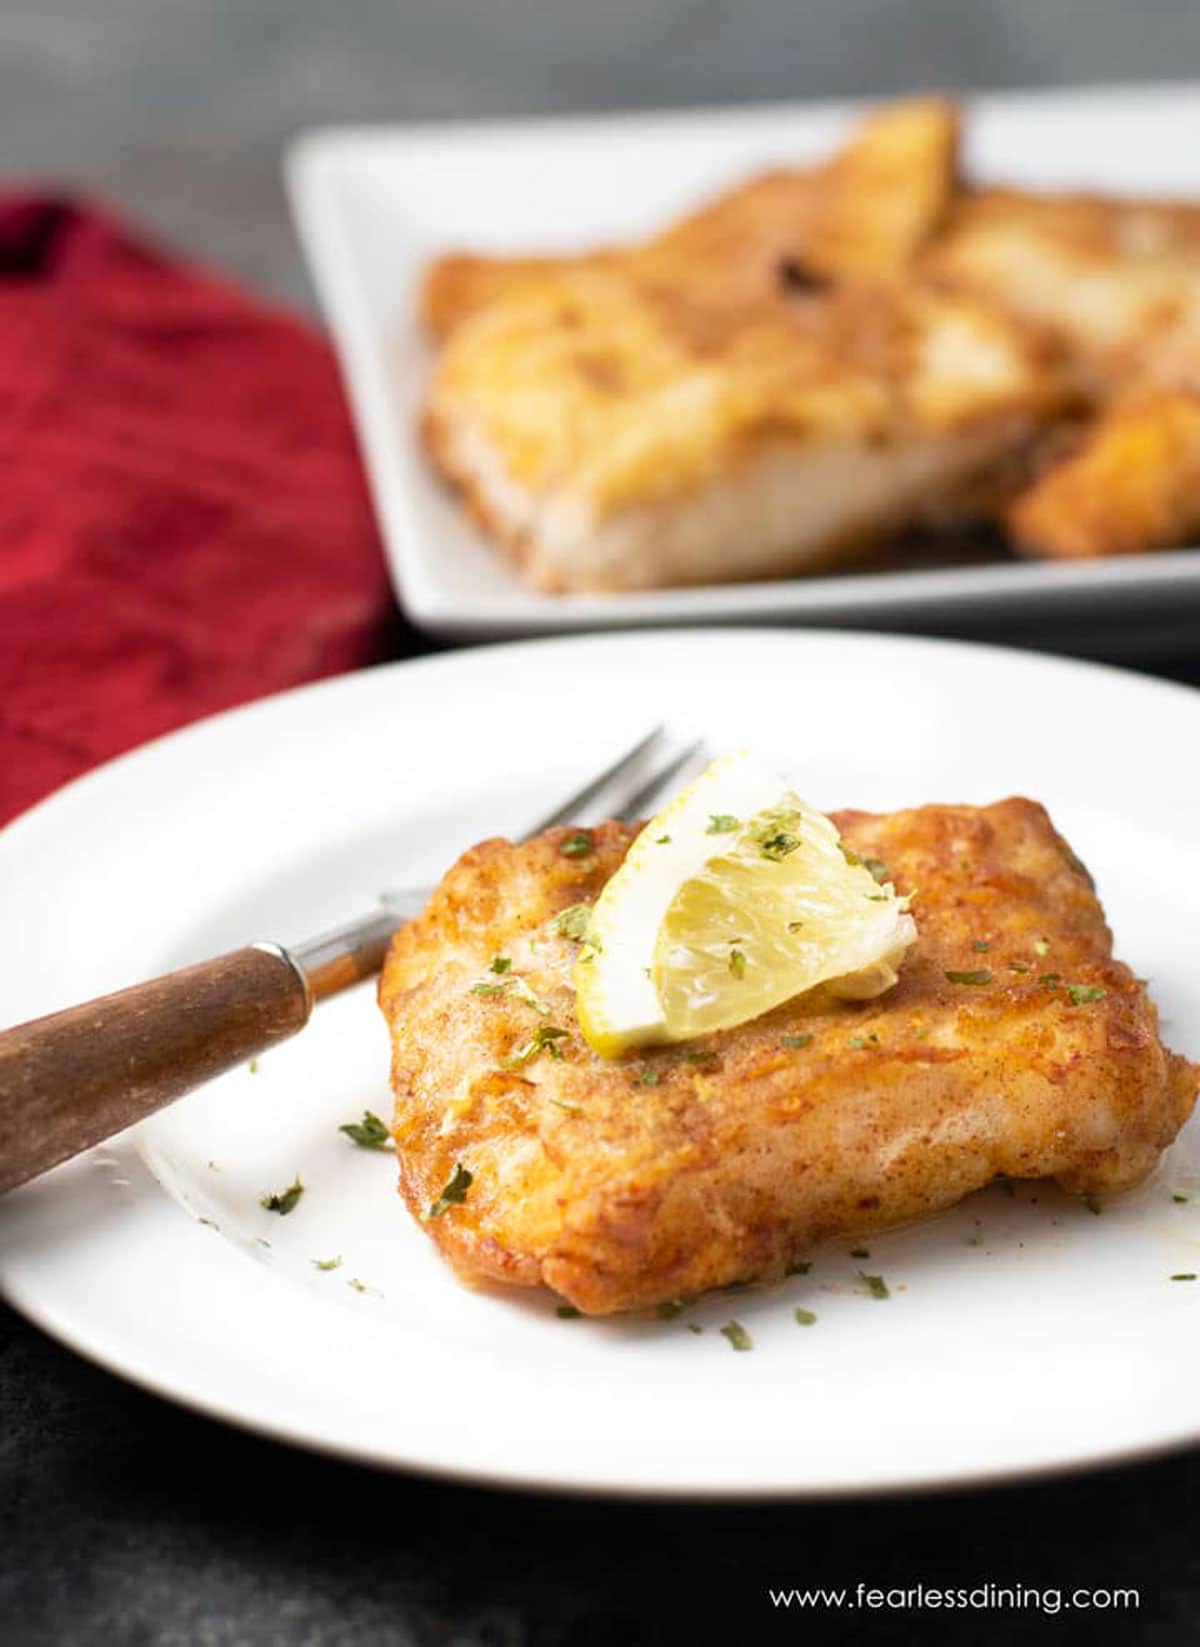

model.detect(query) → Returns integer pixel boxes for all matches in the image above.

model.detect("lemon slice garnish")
[575,752,916,1057]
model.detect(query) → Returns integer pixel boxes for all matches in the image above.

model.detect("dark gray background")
[3,4,1200,1643]
[4,0,1200,304]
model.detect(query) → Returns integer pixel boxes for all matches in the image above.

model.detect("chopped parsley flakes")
[489,955,511,974]
[850,1247,870,1259]
[338,1110,392,1150]
[1173,1194,1190,1205]
[312,1255,342,1271]
[780,1033,813,1050]
[502,1024,569,1068]
[1033,938,1051,957]
[1171,1273,1197,1282]
[260,1178,304,1216]
[552,904,592,941]
[655,1298,692,1319]
[863,858,889,883]
[556,1304,582,1318]
[794,1307,817,1326]
[561,831,593,858]
[720,1320,753,1351]
[707,814,740,834]
[631,1067,661,1087]
[1066,984,1106,1006]
[945,969,992,986]
[859,1272,890,1300]
[426,1162,473,1220]
[728,948,747,979]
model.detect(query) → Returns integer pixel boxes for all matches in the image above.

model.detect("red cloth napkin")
[0,195,396,826]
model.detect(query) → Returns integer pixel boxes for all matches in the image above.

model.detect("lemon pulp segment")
[574,752,916,1057]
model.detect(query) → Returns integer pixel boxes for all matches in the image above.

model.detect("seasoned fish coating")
[420,102,1067,592]
[379,801,1196,1315]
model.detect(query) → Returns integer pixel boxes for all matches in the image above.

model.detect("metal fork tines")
[295,728,704,999]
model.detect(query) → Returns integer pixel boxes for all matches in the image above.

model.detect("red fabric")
[0,195,395,826]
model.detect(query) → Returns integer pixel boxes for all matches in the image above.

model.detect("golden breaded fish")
[422,271,1065,592]
[422,99,960,340]
[379,802,1197,1315]
[419,100,1075,592]
[1009,388,1200,558]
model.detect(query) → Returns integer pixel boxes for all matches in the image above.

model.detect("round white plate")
[2,629,1198,1498]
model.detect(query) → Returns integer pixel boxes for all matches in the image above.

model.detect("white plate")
[2,629,1199,1498]
[286,83,1200,642]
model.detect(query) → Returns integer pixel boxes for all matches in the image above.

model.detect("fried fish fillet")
[1009,387,1200,558]
[379,801,1196,1315]
[422,99,961,340]
[420,101,1071,592]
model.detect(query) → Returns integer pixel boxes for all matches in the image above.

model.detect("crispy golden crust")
[420,99,960,342]
[379,802,1197,1315]
[420,97,1200,576]
[1009,388,1200,558]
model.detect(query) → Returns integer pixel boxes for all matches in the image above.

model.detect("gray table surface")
[3,4,1200,1642]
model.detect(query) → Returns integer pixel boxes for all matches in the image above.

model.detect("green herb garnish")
[863,858,889,883]
[794,1307,817,1326]
[426,1163,473,1220]
[707,814,740,834]
[682,1048,718,1066]
[1033,938,1051,957]
[247,1058,259,1074]
[552,904,592,941]
[1066,984,1106,1006]
[780,1033,813,1049]
[561,831,593,858]
[338,1110,392,1151]
[348,1277,371,1294]
[631,1067,661,1087]
[1173,1194,1189,1204]
[1040,973,1061,990]
[312,1255,342,1271]
[687,1323,703,1334]
[720,1320,753,1351]
[260,1178,304,1216]
[550,1096,582,1115]
[945,969,992,986]
[728,949,747,979]
[1010,962,1030,974]
[470,980,509,997]
[490,955,511,974]
[972,940,990,953]
[656,834,671,844]
[1171,1273,1197,1282]
[859,1272,890,1300]
[850,1247,870,1259]
[556,1304,582,1318]
[503,1024,569,1068]
[655,1298,692,1320]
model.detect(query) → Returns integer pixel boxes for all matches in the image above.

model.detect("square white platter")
[286,82,1200,641]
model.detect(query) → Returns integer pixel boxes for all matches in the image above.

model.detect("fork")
[0,729,701,1196]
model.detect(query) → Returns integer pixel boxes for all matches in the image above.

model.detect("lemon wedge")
[574,752,916,1056]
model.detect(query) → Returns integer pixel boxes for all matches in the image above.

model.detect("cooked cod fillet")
[379,801,1197,1315]
[928,187,1200,388]
[423,99,960,340]
[1009,388,1200,558]
[422,275,1064,592]
[420,99,1074,592]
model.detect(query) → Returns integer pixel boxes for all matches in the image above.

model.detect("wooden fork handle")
[0,945,311,1195]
